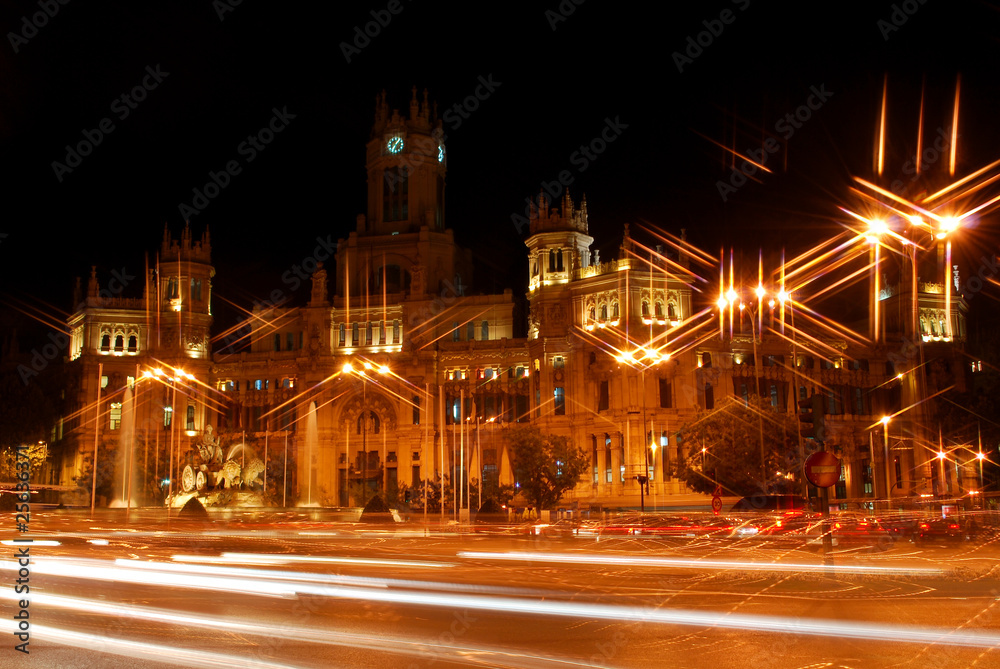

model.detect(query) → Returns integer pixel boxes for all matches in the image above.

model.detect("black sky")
[2,0,1000,340]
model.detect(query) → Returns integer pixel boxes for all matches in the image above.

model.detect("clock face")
[386,135,403,154]
[437,144,445,163]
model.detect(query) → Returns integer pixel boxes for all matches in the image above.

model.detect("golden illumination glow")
[755,285,765,300]
[726,289,737,304]
[869,219,888,235]
[716,296,727,310]
[880,416,890,425]
[342,363,353,374]
[977,452,986,460]
[937,451,947,460]
[378,365,389,375]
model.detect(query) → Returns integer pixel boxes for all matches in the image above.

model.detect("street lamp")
[735,296,766,485]
[936,449,948,497]
[342,359,392,505]
[976,450,986,490]
[880,416,891,502]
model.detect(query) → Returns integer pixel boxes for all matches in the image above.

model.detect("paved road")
[4,509,1000,668]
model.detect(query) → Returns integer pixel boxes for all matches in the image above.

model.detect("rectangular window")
[599,380,609,411]
[352,322,359,346]
[452,322,460,342]
[553,356,565,369]
[379,321,386,344]
[254,379,262,391]
[287,332,295,350]
[109,402,122,430]
[274,333,281,351]
[366,322,373,345]
[191,278,203,301]
[658,379,672,409]
[467,321,476,341]
[339,323,346,346]
[554,387,565,415]
[163,406,172,428]
[412,395,420,425]
[186,405,195,430]
[393,320,400,343]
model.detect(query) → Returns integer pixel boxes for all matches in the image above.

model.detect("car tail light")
[776,519,782,528]
[834,522,841,529]
[919,522,929,530]
[949,523,959,530]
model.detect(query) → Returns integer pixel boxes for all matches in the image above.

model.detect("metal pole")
[168,381,176,504]
[883,424,891,503]
[424,382,429,523]
[282,431,288,508]
[90,362,103,517]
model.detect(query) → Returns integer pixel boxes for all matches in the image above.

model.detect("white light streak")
[456,551,944,576]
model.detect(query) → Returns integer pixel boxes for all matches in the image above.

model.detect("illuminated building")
[49,88,975,511]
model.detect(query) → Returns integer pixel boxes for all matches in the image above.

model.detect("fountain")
[165,427,268,508]
[109,386,136,508]
[298,401,320,507]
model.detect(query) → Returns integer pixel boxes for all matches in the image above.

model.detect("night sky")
[2,1,1000,343]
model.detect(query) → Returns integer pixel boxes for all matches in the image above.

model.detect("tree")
[676,394,801,497]
[0,442,48,482]
[506,425,589,510]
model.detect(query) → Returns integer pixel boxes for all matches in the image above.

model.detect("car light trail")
[4,558,996,650]
[172,552,455,568]
[2,621,300,669]
[455,551,945,576]
[0,591,588,669]
[0,558,298,598]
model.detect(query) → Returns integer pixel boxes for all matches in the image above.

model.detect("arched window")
[114,335,124,352]
[641,302,649,318]
[612,302,619,319]
[600,304,608,321]
[655,302,663,318]
[589,307,596,321]
[701,352,712,368]
[101,334,111,351]
[668,303,678,320]
[127,335,138,353]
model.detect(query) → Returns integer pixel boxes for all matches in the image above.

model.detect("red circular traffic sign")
[803,450,840,488]
[711,496,722,515]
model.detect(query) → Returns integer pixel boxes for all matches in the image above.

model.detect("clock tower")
[364,87,446,235]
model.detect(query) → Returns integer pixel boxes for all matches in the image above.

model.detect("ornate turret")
[364,88,446,235]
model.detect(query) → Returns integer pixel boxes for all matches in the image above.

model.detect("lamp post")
[976,451,986,501]
[343,360,392,506]
[737,298,767,485]
[936,449,948,497]
[881,416,891,503]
